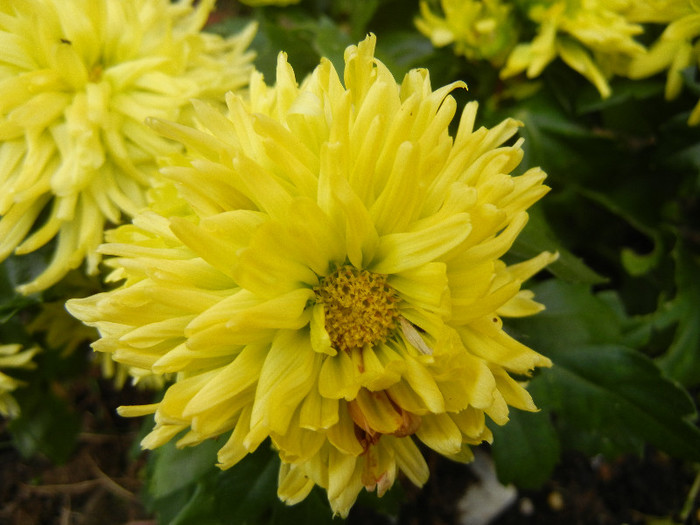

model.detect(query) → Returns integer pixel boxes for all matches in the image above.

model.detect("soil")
[0,377,152,525]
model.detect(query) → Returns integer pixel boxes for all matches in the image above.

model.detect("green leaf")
[501,90,622,192]
[515,280,624,348]
[211,446,336,525]
[253,8,325,81]
[681,65,700,96]
[9,385,81,463]
[269,488,338,525]
[211,445,281,524]
[530,344,700,461]
[0,257,41,321]
[514,280,700,461]
[576,77,664,115]
[346,0,380,40]
[490,408,560,489]
[574,186,666,277]
[509,204,608,284]
[374,30,437,79]
[146,441,338,525]
[311,16,354,74]
[351,481,404,520]
[146,434,221,501]
[657,246,700,387]
[144,436,222,523]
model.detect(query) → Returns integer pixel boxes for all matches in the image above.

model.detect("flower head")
[500,0,645,97]
[0,0,255,294]
[68,35,555,516]
[624,1,700,124]
[416,0,519,65]
[0,344,40,418]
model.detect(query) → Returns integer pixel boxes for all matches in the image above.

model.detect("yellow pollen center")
[314,266,400,353]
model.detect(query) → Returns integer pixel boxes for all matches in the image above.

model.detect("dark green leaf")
[253,8,324,81]
[269,488,338,525]
[576,78,664,115]
[514,280,700,461]
[530,344,700,461]
[514,280,624,349]
[657,247,700,387]
[9,386,80,463]
[374,31,436,79]
[212,446,335,524]
[151,443,338,525]
[312,16,354,73]
[490,408,560,489]
[509,205,608,284]
[213,445,280,524]
[574,186,666,277]
[0,257,42,321]
[681,66,700,96]
[147,434,221,500]
[168,476,220,525]
[348,0,380,39]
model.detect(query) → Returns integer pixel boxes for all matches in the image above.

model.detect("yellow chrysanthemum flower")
[625,1,700,124]
[0,0,256,294]
[0,344,40,418]
[67,35,556,516]
[500,0,646,98]
[29,300,97,356]
[416,0,519,65]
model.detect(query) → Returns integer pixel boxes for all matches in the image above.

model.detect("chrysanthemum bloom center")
[314,266,400,353]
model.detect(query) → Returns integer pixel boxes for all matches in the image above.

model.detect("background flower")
[416,0,519,65]
[28,298,164,389]
[0,0,255,294]
[499,0,646,98]
[625,1,700,124]
[0,344,39,418]
[68,35,555,516]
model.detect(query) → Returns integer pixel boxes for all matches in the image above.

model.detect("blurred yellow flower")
[28,298,164,389]
[0,344,39,418]
[68,35,555,516]
[625,1,700,124]
[500,0,645,97]
[0,0,256,294]
[416,0,519,64]
[29,300,97,356]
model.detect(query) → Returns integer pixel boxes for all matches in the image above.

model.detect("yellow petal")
[183,343,268,417]
[415,413,463,456]
[371,213,472,274]
[277,462,315,505]
[250,330,320,436]
[319,350,361,400]
[386,435,429,487]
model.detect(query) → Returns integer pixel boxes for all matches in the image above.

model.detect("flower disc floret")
[315,266,400,353]
[68,35,557,517]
